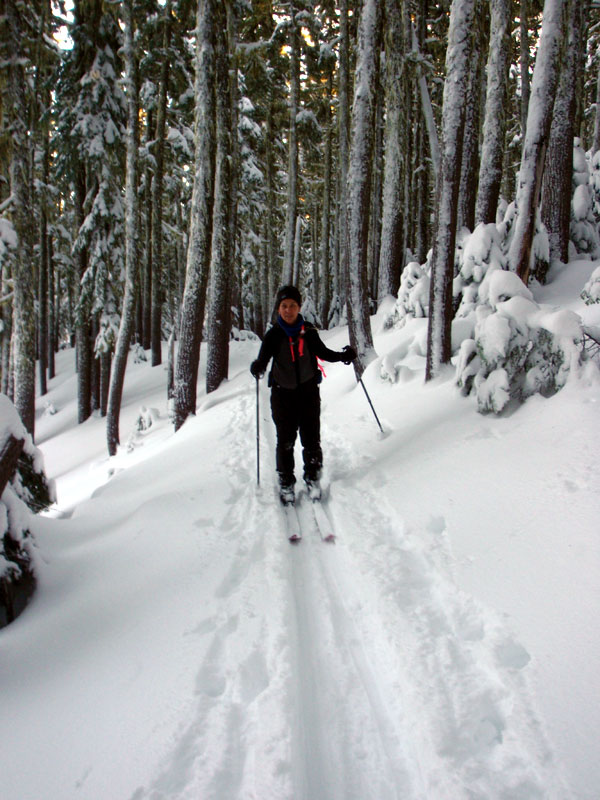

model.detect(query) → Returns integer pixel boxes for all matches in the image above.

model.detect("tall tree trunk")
[7,1,36,435]
[173,0,216,430]
[458,16,483,233]
[338,0,351,304]
[206,3,235,394]
[282,1,299,286]
[106,0,140,456]
[320,71,333,326]
[520,0,530,139]
[75,167,92,422]
[143,109,153,350]
[476,0,511,224]
[379,0,406,302]
[594,57,600,155]
[369,79,384,302]
[426,0,475,382]
[508,0,566,283]
[151,0,172,367]
[411,19,441,177]
[47,235,56,380]
[541,0,585,265]
[346,0,381,377]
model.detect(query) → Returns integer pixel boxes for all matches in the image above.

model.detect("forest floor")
[0,259,599,799]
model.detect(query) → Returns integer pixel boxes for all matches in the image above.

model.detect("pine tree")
[206,2,235,394]
[106,0,140,456]
[541,0,587,267]
[346,0,381,375]
[4,0,37,436]
[173,0,216,430]
[476,0,511,225]
[508,0,566,283]
[426,0,475,381]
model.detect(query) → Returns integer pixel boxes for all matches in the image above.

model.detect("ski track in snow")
[134,383,568,800]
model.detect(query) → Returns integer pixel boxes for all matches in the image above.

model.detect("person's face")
[279,299,300,325]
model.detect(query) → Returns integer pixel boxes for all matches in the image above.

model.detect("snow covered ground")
[1,260,599,800]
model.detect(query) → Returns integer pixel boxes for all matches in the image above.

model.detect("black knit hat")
[275,285,302,306]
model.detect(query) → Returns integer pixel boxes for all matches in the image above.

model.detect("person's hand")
[341,345,357,365]
[250,360,264,378]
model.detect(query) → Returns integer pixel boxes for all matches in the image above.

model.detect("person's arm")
[307,329,356,364]
[250,329,276,377]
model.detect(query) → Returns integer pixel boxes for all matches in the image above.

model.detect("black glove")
[341,345,357,365]
[250,360,264,378]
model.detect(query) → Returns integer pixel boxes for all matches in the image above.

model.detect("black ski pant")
[270,378,322,487]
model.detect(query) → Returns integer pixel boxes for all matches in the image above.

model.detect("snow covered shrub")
[453,223,506,319]
[384,260,430,329]
[570,141,600,258]
[301,292,321,327]
[132,343,147,363]
[327,292,346,329]
[456,271,583,413]
[581,266,600,305]
[0,395,55,624]
[589,148,600,220]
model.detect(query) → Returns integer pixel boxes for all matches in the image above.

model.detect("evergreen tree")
[346,0,381,376]
[426,0,475,381]
[173,0,216,430]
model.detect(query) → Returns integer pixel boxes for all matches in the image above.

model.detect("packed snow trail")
[139,377,565,800]
[6,369,570,800]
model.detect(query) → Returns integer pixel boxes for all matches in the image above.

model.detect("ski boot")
[304,477,322,502]
[279,483,295,507]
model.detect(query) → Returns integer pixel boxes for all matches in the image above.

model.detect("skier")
[250,285,356,505]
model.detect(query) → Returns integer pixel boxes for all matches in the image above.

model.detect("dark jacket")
[254,321,345,390]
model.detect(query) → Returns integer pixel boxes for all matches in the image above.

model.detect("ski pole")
[255,377,260,486]
[358,376,384,433]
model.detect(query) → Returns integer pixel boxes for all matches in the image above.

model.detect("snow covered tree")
[475,0,511,225]
[206,2,236,394]
[346,0,381,376]
[173,0,216,430]
[508,0,566,283]
[2,0,38,436]
[282,1,301,286]
[456,269,583,413]
[426,0,475,381]
[378,0,407,303]
[53,0,127,424]
[106,0,140,456]
[150,0,173,368]
[0,395,54,625]
[570,140,600,258]
[541,0,587,267]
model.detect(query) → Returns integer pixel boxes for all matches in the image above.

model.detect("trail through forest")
[1,270,598,798]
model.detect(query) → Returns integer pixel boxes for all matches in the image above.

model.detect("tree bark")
[508,0,566,283]
[7,0,36,436]
[151,0,172,367]
[347,0,381,377]
[206,3,234,394]
[378,0,405,302]
[541,0,585,265]
[338,0,351,305]
[106,0,140,456]
[282,1,299,286]
[476,0,511,225]
[426,0,475,382]
[173,0,216,430]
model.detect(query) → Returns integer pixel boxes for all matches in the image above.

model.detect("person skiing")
[250,285,356,506]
